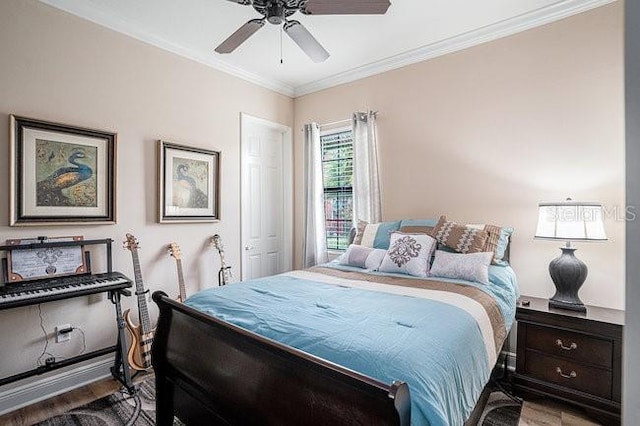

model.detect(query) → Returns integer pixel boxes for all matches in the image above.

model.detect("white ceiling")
[39,0,612,97]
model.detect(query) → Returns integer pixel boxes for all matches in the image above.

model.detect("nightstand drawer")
[525,350,612,399]
[525,323,612,368]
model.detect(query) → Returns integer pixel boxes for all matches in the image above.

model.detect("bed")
[151,219,518,425]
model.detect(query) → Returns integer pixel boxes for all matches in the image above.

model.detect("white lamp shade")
[535,201,607,241]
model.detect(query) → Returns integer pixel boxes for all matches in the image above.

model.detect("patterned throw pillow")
[467,223,514,265]
[337,245,387,270]
[352,220,402,250]
[429,250,493,285]
[378,232,437,277]
[430,216,489,254]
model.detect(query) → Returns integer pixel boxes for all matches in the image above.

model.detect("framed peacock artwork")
[158,140,220,223]
[9,115,117,226]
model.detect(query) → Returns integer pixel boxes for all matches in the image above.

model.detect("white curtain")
[302,123,328,268]
[352,111,382,224]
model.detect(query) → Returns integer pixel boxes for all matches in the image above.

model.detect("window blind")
[321,130,353,251]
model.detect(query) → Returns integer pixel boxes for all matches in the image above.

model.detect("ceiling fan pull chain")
[280,25,284,64]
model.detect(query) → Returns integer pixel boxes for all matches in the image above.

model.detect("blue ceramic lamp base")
[548,247,587,313]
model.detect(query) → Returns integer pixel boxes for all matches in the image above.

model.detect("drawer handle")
[556,339,578,351]
[556,367,577,379]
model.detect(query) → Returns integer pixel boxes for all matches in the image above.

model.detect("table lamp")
[534,199,607,312]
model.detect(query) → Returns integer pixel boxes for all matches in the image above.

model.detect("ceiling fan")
[215,0,392,63]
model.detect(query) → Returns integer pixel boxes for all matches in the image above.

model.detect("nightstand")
[513,296,623,425]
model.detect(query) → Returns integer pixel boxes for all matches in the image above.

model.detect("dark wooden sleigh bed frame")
[151,291,411,425]
[151,291,493,426]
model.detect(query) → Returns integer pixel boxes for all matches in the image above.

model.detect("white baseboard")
[0,356,113,416]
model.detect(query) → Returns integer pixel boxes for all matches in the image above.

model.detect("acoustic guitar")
[168,242,187,302]
[123,233,155,371]
[210,234,232,286]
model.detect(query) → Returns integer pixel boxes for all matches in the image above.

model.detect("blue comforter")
[185,266,518,425]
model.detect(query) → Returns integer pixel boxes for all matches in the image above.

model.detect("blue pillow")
[495,227,514,265]
[399,218,439,228]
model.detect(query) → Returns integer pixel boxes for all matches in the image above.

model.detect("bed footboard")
[151,291,411,426]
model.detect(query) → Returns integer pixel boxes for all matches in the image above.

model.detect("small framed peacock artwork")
[9,115,117,226]
[158,140,220,223]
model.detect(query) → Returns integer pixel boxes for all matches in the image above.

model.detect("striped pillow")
[337,245,387,270]
[352,220,402,250]
[468,224,513,265]
[430,216,489,254]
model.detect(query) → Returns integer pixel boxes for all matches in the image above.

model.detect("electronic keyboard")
[0,272,132,310]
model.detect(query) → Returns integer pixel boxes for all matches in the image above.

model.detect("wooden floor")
[519,399,603,426]
[0,376,605,426]
[0,373,151,426]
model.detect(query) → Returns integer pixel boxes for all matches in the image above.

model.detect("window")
[321,129,353,251]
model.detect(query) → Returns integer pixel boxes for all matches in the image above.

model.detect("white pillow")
[429,250,493,285]
[378,232,437,277]
[337,244,386,270]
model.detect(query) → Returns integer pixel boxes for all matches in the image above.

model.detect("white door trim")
[240,113,293,280]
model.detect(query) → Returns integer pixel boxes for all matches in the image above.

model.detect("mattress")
[185,264,518,425]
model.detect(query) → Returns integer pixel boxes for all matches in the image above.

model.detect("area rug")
[480,389,523,426]
[34,379,180,426]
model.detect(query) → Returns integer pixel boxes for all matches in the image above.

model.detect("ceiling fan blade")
[225,0,252,4]
[283,20,330,63]
[301,0,391,15]
[215,19,265,54]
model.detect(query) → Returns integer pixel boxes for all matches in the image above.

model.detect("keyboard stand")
[0,239,135,393]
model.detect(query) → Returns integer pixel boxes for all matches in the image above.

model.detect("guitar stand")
[218,266,232,286]
[110,288,136,394]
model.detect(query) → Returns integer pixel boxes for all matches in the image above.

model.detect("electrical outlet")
[55,324,72,343]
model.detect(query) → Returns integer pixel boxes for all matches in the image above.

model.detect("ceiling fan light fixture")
[266,2,285,25]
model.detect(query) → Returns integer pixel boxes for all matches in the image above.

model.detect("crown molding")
[39,0,614,99]
[293,0,616,97]
[38,0,296,97]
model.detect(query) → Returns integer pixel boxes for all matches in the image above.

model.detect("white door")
[241,114,293,280]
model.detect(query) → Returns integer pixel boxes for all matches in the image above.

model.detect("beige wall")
[294,3,625,310]
[0,0,293,378]
[0,0,624,389]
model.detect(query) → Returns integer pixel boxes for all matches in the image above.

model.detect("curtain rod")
[319,118,352,128]
[307,111,379,131]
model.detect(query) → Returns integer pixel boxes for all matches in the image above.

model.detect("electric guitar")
[210,234,232,286]
[123,233,155,371]
[168,242,187,302]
